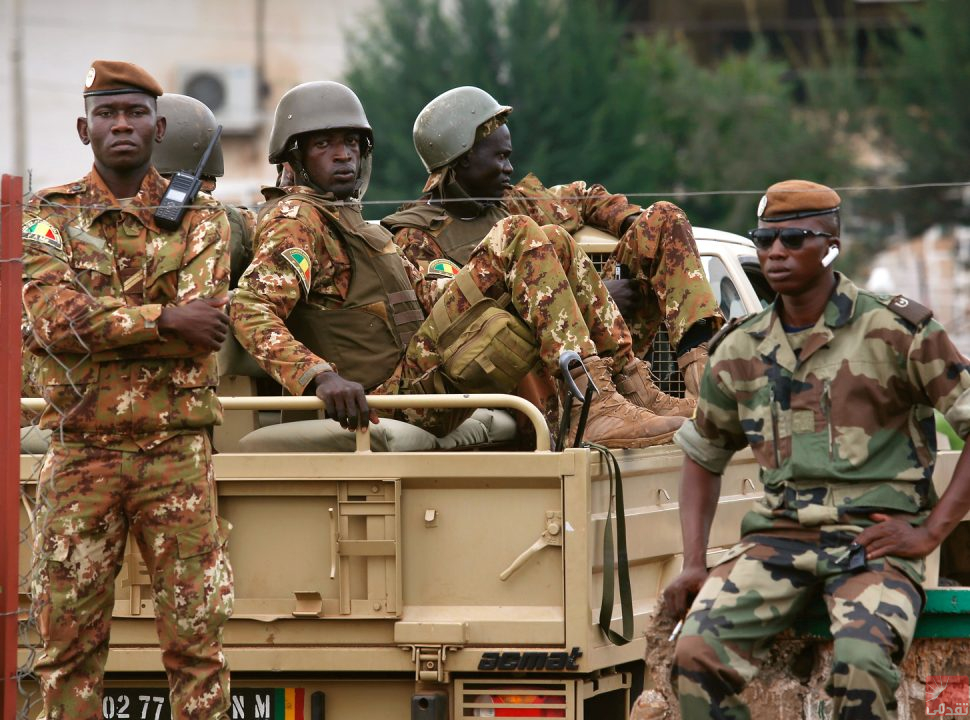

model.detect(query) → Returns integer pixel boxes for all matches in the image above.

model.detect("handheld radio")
[154,124,223,231]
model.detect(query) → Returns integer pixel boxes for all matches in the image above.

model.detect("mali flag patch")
[427,258,461,278]
[281,247,312,295]
[23,218,63,251]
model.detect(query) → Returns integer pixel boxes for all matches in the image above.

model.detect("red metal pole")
[1,174,24,719]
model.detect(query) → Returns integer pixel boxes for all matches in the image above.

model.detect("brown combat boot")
[615,357,695,417]
[677,343,709,402]
[563,356,685,449]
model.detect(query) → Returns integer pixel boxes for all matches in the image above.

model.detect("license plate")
[102,688,309,719]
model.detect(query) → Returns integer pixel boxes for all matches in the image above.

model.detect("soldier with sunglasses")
[661,179,970,719]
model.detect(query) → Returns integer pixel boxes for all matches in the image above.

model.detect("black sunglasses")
[747,227,835,251]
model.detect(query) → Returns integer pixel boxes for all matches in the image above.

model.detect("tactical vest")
[435,206,508,265]
[384,194,509,266]
[226,204,254,290]
[283,197,425,391]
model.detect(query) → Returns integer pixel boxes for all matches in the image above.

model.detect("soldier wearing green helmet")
[229,81,685,448]
[155,93,257,289]
[385,86,725,422]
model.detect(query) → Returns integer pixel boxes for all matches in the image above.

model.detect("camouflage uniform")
[22,166,233,720]
[384,172,723,358]
[196,178,257,290]
[230,187,631,436]
[671,273,970,719]
[227,204,256,289]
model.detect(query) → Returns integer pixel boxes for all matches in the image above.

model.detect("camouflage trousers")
[394,214,633,434]
[601,201,723,357]
[673,530,922,720]
[31,432,233,720]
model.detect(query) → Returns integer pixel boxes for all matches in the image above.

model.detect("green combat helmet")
[413,86,512,172]
[267,81,373,198]
[154,93,224,178]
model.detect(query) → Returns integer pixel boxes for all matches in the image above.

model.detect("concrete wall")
[0,0,379,205]
[866,226,970,353]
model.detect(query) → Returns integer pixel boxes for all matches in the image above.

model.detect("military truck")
[16,228,967,720]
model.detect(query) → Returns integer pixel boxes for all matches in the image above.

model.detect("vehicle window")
[702,255,747,320]
[739,255,777,308]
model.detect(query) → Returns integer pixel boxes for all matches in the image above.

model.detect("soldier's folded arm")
[111,209,231,358]
[519,175,642,237]
[23,241,168,355]
[23,210,230,357]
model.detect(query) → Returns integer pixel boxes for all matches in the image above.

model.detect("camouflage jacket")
[385,173,642,272]
[674,273,970,533]
[21,167,230,448]
[229,186,446,396]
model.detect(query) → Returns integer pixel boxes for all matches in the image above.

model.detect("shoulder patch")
[427,258,461,278]
[709,315,748,353]
[281,247,312,296]
[885,294,932,327]
[23,218,63,251]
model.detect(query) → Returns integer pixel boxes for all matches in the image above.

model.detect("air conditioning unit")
[177,64,261,134]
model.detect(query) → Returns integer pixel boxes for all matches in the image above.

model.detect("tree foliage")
[874,0,970,234]
[345,0,853,229]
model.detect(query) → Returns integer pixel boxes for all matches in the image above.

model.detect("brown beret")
[758,179,841,222]
[83,60,163,98]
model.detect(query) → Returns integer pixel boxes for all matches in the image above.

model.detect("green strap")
[587,442,634,646]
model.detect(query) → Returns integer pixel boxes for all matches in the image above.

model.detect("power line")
[6,179,970,211]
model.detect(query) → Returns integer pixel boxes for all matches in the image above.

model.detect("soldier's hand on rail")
[314,370,379,431]
[603,279,638,318]
[661,564,708,620]
[854,513,938,560]
[158,296,230,351]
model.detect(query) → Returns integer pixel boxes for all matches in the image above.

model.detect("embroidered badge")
[281,247,312,295]
[427,258,461,278]
[23,218,64,251]
[757,195,768,218]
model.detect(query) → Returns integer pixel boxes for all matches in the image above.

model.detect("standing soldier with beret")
[384,86,724,419]
[230,81,684,447]
[662,180,970,719]
[22,60,233,719]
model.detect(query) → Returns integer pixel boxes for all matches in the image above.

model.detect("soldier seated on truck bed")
[229,80,684,449]
[383,86,724,423]
[663,180,970,720]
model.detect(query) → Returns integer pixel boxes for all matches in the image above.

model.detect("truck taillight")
[472,693,566,717]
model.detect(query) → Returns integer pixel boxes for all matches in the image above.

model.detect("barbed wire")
[15,234,91,717]
[5,178,970,214]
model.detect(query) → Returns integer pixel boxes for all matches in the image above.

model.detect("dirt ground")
[634,613,970,720]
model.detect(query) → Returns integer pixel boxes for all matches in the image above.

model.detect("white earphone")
[821,245,840,268]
